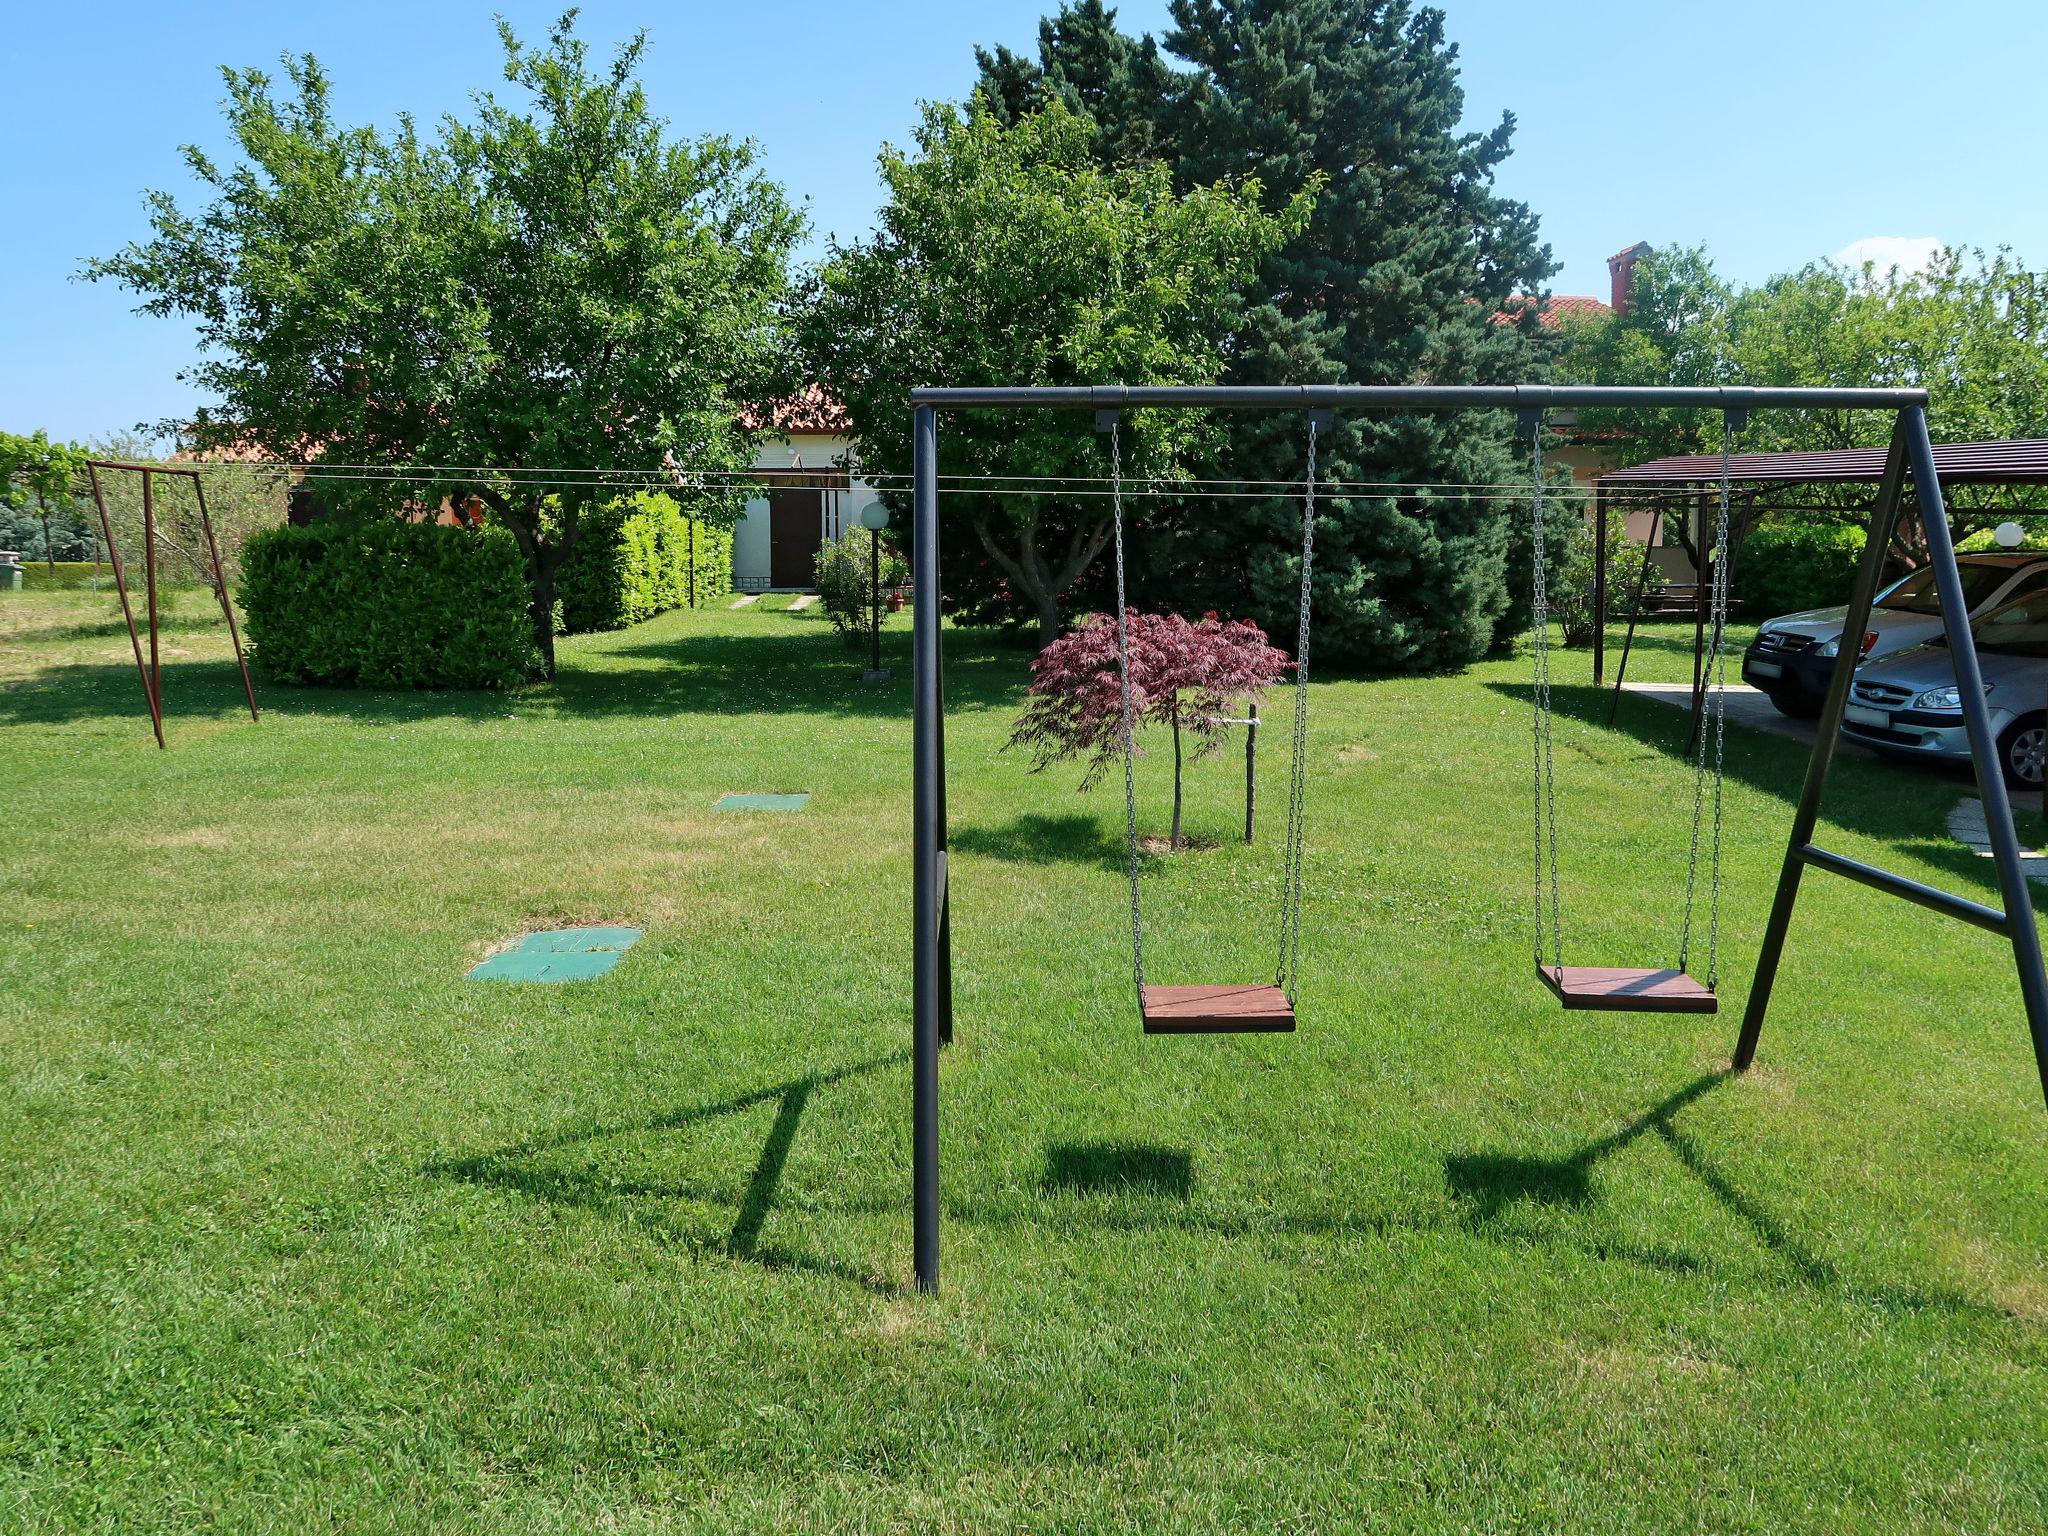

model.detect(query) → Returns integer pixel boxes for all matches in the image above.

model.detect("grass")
[3,586,2047,1533]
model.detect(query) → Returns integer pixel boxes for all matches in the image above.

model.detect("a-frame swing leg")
[1737,409,2048,1106]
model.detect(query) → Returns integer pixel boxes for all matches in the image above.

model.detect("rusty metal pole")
[143,469,163,727]
[1245,704,1258,843]
[191,472,259,721]
[85,463,164,749]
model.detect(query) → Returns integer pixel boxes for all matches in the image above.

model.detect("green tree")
[975,0,1558,670]
[799,99,1304,647]
[0,430,92,571]
[86,15,802,675]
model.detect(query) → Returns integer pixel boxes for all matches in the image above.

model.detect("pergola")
[1591,437,2048,709]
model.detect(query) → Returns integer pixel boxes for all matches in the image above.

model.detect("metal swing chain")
[1107,417,1147,1004]
[1679,411,1740,987]
[1274,415,1322,1004]
[1527,419,1564,972]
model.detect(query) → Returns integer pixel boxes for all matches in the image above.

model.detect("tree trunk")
[1170,704,1184,851]
[1034,590,1062,651]
[478,489,568,681]
[529,555,559,678]
[970,511,1111,653]
[38,491,53,573]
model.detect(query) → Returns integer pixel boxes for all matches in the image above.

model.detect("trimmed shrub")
[1737,520,1865,617]
[554,491,733,633]
[239,521,541,688]
[815,526,908,649]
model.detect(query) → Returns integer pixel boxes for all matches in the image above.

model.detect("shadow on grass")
[1444,1071,1958,1308]
[1042,1141,1193,1200]
[1489,676,2044,917]
[428,1051,906,1296]
[436,1052,1996,1318]
[950,812,1127,872]
[0,623,1032,731]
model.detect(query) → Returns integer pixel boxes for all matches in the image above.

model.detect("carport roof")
[1599,438,2048,488]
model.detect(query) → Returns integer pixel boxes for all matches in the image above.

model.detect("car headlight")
[1817,637,1840,658]
[1911,684,1993,711]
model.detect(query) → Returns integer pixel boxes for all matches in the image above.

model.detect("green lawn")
[3,587,2046,1533]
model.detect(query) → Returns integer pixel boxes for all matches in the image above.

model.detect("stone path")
[1946,797,2048,886]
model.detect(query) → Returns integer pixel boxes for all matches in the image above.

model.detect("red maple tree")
[1009,611,1292,849]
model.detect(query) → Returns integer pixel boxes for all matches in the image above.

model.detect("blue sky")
[6,0,2042,444]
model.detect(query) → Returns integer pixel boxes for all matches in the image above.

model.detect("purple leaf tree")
[1010,611,1292,850]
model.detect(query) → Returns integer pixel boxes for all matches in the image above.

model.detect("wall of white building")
[732,433,886,590]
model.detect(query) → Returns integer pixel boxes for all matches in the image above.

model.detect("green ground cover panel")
[713,792,810,812]
[466,926,642,982]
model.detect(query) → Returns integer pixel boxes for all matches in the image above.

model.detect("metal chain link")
[1679,412,1739,987]
[1274,416,1321,1003]
[1527,420,1564,972]
[1107,418,1147,1005]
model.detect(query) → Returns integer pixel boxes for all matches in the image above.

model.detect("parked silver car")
[1839,586,2048,789]
[1742,552,2048,717]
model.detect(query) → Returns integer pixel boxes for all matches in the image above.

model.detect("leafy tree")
[86,15,802,675]
[1010,609,1290,848]
[0,430,92,570]
[975,0,1559,670]
[801,99,1303,647]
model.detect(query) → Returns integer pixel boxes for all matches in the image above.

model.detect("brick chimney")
[1607,241,1652,318]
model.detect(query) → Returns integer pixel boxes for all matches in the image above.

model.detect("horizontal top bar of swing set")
[908,384,1929,412]
[83,459,204,478]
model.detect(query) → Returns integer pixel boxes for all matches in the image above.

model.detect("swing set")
[908,384,2048,1295]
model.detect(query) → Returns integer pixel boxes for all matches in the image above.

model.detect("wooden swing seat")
[1141,984,1297,1034]
[1538,964,1717,1014]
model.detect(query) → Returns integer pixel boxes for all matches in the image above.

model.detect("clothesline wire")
[158,458,1690,505]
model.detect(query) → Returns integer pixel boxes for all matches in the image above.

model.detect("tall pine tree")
[977,1,1556,669]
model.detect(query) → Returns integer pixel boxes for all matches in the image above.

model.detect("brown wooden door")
[769,489,822,588]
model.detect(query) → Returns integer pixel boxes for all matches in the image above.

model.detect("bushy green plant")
[1737,520,1865,617]
[554,492,734,634]
[239,521,541,688]
[1505,496,1652,649]
[815,526,907,649]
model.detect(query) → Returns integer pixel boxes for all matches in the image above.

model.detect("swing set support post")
[1736,407,2048,1105]
[911,403,945,1295]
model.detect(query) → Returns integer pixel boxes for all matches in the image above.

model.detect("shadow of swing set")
[908,383,2048,1294]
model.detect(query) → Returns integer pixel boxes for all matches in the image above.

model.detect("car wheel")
[1766,688,1821,720]
[1998,713,2048,792]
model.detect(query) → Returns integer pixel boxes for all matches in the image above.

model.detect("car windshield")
[1877,561,2019,615]
[1974,590,2048,657]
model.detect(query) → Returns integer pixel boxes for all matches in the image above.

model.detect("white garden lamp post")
[861,502,891,681]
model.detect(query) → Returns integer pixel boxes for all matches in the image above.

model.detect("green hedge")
[555,492,733,634]
[239,521,541,689]
[1737,521,1865,617]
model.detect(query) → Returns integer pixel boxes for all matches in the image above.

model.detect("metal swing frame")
[908,384,2048,1295]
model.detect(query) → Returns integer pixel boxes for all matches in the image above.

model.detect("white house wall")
[733,432,884,590]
